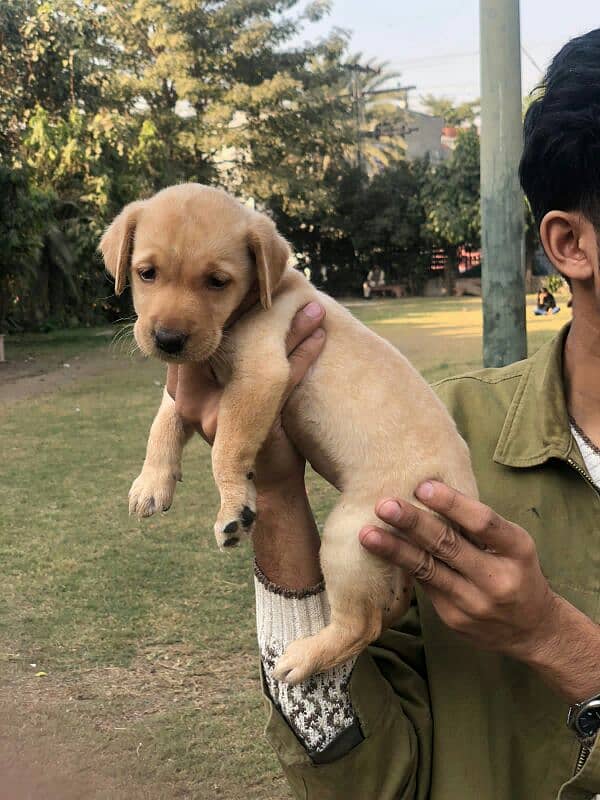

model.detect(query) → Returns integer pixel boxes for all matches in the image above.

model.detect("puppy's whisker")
[113,314,137,325]
[111,323,134,342]
[110,323,136,355]
[209,347,230,373]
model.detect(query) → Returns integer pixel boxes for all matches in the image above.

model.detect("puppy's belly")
[282,401,343,489]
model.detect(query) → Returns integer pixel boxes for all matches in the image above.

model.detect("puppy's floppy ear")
[99,201,145,296]
[247,212,291,310]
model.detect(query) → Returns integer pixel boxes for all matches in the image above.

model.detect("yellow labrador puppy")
[100,183,478,685]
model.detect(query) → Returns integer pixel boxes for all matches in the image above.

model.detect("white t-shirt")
[572,423,600,488]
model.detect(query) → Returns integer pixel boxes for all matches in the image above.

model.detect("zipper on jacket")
[567,458,599,494]
[566,458,597,777]
[574,743,592,776]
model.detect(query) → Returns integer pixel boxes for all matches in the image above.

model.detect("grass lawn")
[0,294,569,798]
[3,326,116,377]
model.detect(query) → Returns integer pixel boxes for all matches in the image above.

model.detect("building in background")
[404,111,454,162]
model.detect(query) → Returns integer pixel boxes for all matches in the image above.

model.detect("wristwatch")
[567,693,600,745]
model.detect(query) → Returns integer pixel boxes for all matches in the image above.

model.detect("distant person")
[362,265,385,299]
[534,286,560,315]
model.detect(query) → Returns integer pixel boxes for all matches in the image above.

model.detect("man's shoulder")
[433,358,527,401]
[432,359,528,443]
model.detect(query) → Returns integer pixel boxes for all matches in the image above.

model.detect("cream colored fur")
[100,183,478,685]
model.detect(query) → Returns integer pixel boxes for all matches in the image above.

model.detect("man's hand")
[167,301,326,492]
[360,480,600,702]
[168,301,327,590]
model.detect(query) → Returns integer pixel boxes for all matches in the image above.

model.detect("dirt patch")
[1,646,287,800]
[0,350,129,406]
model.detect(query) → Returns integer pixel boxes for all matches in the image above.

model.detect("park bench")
[454,276,482,297]
[369,284,406,299]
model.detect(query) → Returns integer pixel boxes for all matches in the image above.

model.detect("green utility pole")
[343,64,414,171]
[479,0,527,367]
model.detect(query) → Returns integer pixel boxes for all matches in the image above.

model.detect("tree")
[420,127,481,280]
[348,161,427,289]
[421,94,480,127]
[0,166,55,331]
[2,0,463,326]
[0,0,359,329]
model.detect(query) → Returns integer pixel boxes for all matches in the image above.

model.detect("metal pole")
[479,0,526,367]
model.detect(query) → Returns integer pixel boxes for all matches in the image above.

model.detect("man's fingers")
[359,526,470,600]
[174,362,221,438]
[414,481,524,555]
[176,362,218,398]
[285,302,326,355]
[375,498,482,575]
[287,329,326,392]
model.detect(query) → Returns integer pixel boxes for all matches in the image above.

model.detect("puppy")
[100,183,478,685]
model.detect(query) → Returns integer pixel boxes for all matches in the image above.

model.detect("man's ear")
[540,211,596,284]
[99,201,145,296]
[247,212,291,310]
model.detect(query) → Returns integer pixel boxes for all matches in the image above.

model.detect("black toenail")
[241,506,256,528]
[223,521,239,534]
[223,537,239,547]
[162,505,171,512]
[247,471,254,480]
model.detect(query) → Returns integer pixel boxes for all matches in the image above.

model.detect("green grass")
[5,325,115,365]
[0,295,569,798]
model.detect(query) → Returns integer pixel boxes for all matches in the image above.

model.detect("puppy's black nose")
[154,328,188,355]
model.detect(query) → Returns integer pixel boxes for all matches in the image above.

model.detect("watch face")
[577,701,600,738]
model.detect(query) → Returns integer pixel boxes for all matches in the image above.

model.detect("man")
[363,265,386,299]
[170,30,600,799]
[535,286,561,315]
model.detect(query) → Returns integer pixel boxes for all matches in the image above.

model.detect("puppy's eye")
[138,266,157,282]
[207,274,230,290]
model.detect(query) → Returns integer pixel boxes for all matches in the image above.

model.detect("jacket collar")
[493,324,582,469]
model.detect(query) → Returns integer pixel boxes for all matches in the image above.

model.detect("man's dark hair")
[520,28,600,231]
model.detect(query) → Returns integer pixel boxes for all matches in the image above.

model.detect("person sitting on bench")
[362,265,385,299]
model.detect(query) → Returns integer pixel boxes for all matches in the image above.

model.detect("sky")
[293,1,599,111]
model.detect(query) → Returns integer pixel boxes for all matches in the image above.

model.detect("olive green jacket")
[262,326,600,800]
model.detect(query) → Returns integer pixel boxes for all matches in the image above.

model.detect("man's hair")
[520,28,600,231]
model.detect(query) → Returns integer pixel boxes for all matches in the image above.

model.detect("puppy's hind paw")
[214,503,257,549]
[273,640,317,686]
[128,467,180,518]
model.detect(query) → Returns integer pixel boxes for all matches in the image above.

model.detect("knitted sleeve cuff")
[254,561,359,755]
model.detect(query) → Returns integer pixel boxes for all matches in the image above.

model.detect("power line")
[521,44,543,73]
[390,39,563,70]
[392,49,479,67]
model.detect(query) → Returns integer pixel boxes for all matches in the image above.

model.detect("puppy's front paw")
[128,467,181,518]
[214,478,257,549]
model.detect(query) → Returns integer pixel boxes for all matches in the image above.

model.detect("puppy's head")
[100,184,290,362]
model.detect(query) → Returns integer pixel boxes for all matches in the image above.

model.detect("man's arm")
[170,305,434,799]
[253,487,432,800]
[360,480,600,704]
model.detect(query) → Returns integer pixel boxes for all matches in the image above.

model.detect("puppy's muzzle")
[154,328,188,356]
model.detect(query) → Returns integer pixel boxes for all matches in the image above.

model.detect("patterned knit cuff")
[254,566,359,754]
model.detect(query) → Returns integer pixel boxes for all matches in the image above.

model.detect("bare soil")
[0,349,126,406]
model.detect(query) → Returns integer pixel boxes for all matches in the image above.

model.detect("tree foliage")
[421,94,480,127]
[421,127,481,253]
[0,3,482,330]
